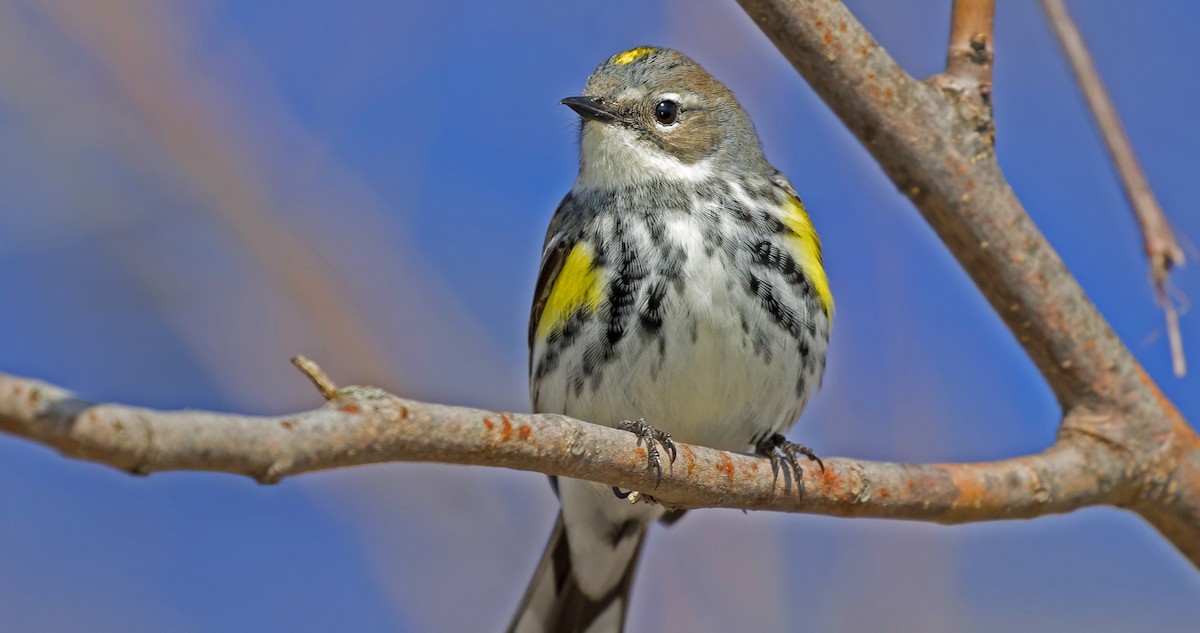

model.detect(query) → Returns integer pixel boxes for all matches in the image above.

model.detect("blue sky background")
[1,1,1198,631]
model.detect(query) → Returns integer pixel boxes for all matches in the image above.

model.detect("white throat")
[574,123,714,189]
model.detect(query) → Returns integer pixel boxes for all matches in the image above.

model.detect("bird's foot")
[616,418,677,488]
[755,433,824,492]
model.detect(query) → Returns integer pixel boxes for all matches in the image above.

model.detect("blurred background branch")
[1041,0,1187,377]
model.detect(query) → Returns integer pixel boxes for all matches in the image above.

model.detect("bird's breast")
[531,189,829,451]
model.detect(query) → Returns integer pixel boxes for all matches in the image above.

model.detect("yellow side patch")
[537,243,604,340]
[611,46,655,66]
[781,195,834,316]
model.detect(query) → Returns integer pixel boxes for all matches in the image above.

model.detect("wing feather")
[528,196,574,372]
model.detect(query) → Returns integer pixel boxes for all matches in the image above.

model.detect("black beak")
[561,96,621,124]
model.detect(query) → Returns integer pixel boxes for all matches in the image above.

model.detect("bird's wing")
[528,195,574,368]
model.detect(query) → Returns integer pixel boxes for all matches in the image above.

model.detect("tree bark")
[735,0,1199,564]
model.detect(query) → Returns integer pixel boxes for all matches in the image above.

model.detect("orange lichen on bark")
[500,417,513,441]
[715,452,736,483]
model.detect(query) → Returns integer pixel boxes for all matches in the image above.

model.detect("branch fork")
[734,0,1199,564]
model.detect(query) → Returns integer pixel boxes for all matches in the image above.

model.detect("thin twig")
[1041,0,1186,376]
[291,355,340,401]
[946,0,995,86]
[937,0,996,147]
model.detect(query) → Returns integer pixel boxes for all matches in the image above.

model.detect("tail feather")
[508,514,646,633]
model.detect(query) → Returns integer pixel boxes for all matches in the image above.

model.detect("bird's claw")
[755,433,823,494]
[617,418,677,488]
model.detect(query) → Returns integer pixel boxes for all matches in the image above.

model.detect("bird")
[510,46,832,633]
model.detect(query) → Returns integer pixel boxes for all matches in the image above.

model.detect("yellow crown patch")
[611,47,655,66]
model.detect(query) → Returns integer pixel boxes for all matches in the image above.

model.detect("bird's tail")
[507,513,646,633]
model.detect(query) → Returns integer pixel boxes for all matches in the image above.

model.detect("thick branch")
[0,371,1133,523]
[1041,0,1186,377]
[735,0,1199,563]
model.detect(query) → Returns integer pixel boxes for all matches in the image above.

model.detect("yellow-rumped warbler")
[510,46,832,633]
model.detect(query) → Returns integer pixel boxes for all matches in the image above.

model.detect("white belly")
[533,215,815,452]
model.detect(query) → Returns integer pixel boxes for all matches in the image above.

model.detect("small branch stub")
[946,0,995,86]
[291,355,340,400]
[940,0,996,146]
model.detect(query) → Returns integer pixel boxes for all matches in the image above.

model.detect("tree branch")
[937,0,996,147]
[1041,0,1186,377]
[292,354,340,401]
[0,371,1135,522]
[734,0,1199,564]
[946,0,995,87]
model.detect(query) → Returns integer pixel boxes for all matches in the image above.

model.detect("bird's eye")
[654,100,679,125]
